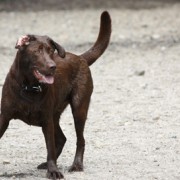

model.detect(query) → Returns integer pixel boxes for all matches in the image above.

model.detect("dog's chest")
[14,105,43,126]
[25,111,42,126]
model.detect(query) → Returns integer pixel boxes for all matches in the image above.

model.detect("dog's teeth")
[36,70,41,76]
[37,71,44,78]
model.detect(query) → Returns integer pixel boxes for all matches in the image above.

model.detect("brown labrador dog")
[0,11,111,179]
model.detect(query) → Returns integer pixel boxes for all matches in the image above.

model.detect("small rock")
[171,136,177,139]
[161,46,166,51]
[135,70,145,76]
[142,84,148,89]
[124,122,131,126]
[119,35,126,40]
[142,24,148,28]
[152,34,160,39]
[153,116,160,121]
[3,160,10,165]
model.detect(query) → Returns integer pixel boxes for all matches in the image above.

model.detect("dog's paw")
[47,170,64,180]
[68,163,83,172]
[37,162,48,169]
[47,161,64,179]
[47,168,64,180]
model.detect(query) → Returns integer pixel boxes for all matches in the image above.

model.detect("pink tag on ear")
[16,35,30,48]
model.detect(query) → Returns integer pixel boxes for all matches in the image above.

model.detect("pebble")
[135,70,145,76]
[152,34,160,39]
[153,116,160,121]
[171,136,177,139]
[161,46,166,51]
[3,160,10,165]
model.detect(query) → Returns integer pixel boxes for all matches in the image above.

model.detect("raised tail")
[80,11,112,66]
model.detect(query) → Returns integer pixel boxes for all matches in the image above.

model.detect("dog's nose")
[47,61,56,71]
[49,64,56,71]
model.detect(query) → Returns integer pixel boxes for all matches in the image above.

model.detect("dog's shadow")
[0,166,70,179]
[0,172,34,178]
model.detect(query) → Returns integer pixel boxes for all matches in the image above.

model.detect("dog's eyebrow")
[39,44,43,49]
[46,46,54,51]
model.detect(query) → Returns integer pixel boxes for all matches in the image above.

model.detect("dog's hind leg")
[69,95,91,172]
[54,123,66,159]
[0,114,9,139]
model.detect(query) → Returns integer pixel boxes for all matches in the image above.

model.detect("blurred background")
[0,1,180,180]
[0,0,180,11]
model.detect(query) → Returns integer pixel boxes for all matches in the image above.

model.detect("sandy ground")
[0,0,180,179]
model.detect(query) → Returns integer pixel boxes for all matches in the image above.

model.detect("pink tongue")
[40,75,54,84]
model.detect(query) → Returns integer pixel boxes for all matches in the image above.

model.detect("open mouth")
[33,70,54,84]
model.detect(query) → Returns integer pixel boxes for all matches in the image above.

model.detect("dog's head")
[15,35,65,84]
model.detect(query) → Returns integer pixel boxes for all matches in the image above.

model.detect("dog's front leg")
[42,120,64,179]
[0,114,10,139]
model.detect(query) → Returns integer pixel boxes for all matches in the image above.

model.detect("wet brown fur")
[0,11,111,179]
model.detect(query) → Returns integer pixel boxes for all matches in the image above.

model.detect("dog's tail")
[80,11,111,66]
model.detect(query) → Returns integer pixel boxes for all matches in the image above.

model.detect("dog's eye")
[49,49,54,54]
[34,49,42,54]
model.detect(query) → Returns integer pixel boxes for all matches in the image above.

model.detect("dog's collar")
[19,83,45,103]
[22,83,42,93]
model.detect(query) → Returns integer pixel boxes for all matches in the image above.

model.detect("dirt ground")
[0,0,180,179]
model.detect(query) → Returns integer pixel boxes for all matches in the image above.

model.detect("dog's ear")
[15,35,36,50]
[49,39,65,58]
